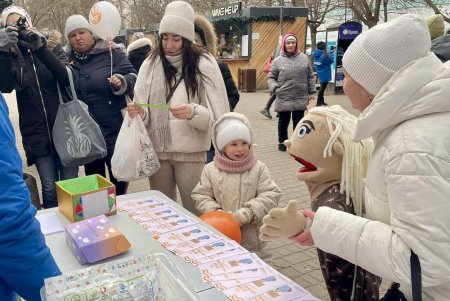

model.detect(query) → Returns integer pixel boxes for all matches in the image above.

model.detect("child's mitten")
[232,207,253,227]
[259,199,306,241]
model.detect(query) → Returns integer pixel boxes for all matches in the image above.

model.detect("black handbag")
[380,250,421,301]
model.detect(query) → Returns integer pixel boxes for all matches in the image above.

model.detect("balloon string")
[109,39,112,78]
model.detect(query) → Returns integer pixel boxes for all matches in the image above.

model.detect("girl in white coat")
[192,112,281,255]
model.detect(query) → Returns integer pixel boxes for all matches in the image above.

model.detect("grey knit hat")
[343,14,430,96]
[64,15,93,40]
[159,1,195,42]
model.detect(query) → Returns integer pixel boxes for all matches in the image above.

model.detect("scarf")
[134,54,183,151]
[213,150,257,173]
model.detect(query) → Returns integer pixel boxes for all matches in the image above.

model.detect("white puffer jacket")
[311,53,450,300]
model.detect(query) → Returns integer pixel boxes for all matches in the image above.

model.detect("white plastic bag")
[112,113,160,181]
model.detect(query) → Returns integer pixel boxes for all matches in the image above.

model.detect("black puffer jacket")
[218,61,239,111]
[431,34,450,62]
[0,30,70,166]
[66,40,136,152]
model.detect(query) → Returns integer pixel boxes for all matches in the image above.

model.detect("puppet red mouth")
[290,154,317,173]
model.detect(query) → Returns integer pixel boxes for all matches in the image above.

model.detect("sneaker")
[278,143,287,152]
[260,109,272,119]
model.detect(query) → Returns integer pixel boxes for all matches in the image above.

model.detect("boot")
[260,108,272,119]
[278,143,287,152]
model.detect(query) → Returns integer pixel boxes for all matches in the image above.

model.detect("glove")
[0,27,18,51]
[29,34,46,52]
[259,199,306,241]
[231,207,253,227]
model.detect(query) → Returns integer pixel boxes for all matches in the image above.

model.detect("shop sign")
[252,32,260,40]
[339,23,362,40]
[211,2,242,19]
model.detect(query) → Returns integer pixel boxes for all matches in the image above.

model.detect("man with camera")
[312,41,335,106]
[0,5,78,210]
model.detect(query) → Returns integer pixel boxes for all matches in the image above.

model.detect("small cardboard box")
[65,215,131,264]
[56,174,117,223]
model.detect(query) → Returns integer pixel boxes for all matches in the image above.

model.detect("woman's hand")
[294,209,316,246]
[170,103,193,120]
[108,75,122,90]
[127,102,144,119]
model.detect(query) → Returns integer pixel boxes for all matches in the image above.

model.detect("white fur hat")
[159,1,195,42]
[64,15,92,40]
[216,117,252,151]
[0,5,32,27]
[343,14,430,96]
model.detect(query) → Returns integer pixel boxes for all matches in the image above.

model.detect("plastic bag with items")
[42,253,199,301]
[111,113,160,181]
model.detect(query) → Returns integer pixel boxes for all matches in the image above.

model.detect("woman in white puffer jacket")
[264,14,450,300]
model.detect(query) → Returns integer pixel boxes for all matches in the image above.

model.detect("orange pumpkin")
[200,211,242,244]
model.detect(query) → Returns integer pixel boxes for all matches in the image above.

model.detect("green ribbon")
[134,103,170,110]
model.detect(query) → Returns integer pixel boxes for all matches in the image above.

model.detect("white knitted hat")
[343,14,430,96]
[159,1,195,42]
[0,5,32,27]
[216,118,252,151]
[64,15,93,40]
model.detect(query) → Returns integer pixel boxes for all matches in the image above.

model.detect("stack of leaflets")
[118,197,319,301]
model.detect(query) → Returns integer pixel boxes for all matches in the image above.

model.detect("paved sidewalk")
[5,91,383,300]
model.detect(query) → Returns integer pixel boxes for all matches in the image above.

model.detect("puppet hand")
[290,209,315,246]
[259,199,306,241]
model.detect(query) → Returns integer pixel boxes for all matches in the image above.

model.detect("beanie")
[426,14,445,40]
[343,14,430,96]
[216,118,252,151]
[159,1,195,42]
[0,5,32,27]
[64,15,92,40]
[316,41,326,50]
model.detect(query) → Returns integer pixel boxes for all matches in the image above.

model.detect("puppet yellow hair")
[309,105,374,216]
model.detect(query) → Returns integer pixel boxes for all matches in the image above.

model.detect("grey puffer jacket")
[268,53,315,112]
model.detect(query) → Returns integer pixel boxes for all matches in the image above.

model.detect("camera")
[15,16,39,43]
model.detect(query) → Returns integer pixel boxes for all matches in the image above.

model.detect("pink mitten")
[259,200,306,241]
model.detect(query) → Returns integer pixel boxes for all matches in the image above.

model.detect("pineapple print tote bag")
[53,67,107,167]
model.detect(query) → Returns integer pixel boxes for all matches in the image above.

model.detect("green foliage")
[212,15,296,26]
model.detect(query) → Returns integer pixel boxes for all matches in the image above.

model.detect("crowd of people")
[0,1,449,300]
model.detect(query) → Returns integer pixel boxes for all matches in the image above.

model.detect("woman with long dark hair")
[128,1,229,215]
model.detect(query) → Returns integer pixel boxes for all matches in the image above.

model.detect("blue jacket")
[0,93,60,300]
[313,49,334,83]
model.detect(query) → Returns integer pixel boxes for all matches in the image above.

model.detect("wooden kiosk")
[210,4,308,90]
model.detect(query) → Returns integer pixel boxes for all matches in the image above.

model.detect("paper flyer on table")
[167,233,223,255]
[199,253,266,279]
[117,196,164,212]
[154,224,213,247]
[131,207,180,223]
[35,212,65,235]
[211,276,263,291]
[143,216,199,235]
[181,239,239,264]
[204,267,272,283]
[249,282,320,301]
[222,273,292,301]
[193,245,249,265]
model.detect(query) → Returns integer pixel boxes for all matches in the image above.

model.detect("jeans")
[84,149,129,196]
[317,82,329,105]
[278,110,305,143]
[34,154,79,209]
[206,143,215,163]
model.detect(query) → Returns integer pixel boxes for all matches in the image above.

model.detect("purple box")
[65,215,131,264]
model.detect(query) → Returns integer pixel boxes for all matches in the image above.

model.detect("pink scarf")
[213,151,257,173]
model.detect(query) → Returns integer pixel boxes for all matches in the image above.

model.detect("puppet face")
[285,112,343,183]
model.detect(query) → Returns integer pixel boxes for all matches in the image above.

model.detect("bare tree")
[404,0,450,23]
[346,0,383,28]
[306,0,339,52]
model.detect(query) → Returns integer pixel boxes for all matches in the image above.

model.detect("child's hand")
[231,208,253,227]
[259,199,306,241]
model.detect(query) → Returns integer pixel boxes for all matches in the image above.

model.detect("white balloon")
[89,1,121,41]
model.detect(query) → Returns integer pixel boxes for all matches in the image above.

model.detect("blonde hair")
[309,105,374,216]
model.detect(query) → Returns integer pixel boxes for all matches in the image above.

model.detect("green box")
[56,174,117,222]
